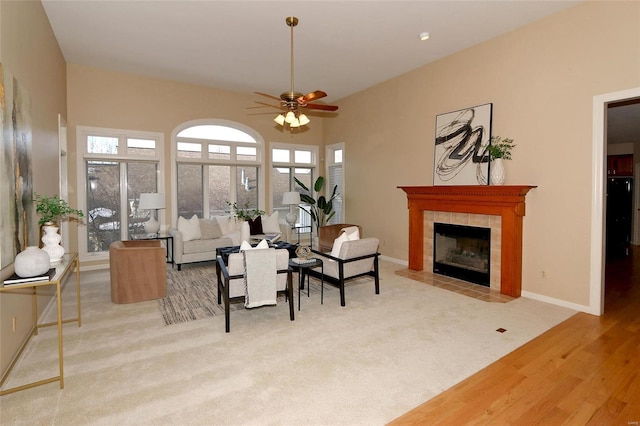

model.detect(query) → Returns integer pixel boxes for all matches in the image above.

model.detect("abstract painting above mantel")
[433,103,492,186]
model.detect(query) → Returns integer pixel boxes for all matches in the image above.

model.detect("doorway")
[592,87,640,315]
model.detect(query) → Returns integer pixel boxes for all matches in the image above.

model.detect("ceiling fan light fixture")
[298,113,310,126]
[290,118,301,128]
[274,114,285,126]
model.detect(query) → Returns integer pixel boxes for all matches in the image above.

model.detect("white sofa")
[169,213,288,270]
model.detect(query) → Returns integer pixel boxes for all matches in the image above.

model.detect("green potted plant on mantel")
[486,136,516,185]
[294,176,338,235]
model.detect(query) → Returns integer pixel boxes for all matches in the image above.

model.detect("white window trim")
[76,126,165,263]
[326,142,345,223]
[170,119,266,221]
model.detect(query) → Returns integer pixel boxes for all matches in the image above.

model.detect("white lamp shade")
[284,111,296,124]
[138,193,165,210]
[298,114,310,126]
[274,114,285,126]
[282,191,301,205]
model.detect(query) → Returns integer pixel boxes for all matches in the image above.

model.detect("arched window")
[172,120,264,220]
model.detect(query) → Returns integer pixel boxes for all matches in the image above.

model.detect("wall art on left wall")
[0,63,36,269]
[433,103,492,186]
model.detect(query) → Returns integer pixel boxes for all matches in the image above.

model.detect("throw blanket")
[243,248,277,308]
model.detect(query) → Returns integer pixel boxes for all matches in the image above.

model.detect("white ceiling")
[41,0,637,144]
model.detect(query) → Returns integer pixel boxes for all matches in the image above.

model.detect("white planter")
[42,224,65,264]
[490,158,506,185]
[14,246,50,277]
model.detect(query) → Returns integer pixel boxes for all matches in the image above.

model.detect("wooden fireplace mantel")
[398,185,536,297]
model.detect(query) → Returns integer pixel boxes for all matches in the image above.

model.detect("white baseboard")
[521,290,599,315]
[380,255,407,266]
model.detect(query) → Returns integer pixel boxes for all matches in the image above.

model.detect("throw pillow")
[178,215,201,242]
[216,216,241,235]
[261,211,280,234]
[199,218,222,240]
[342,226,360,241]
[331,232,349,258]
[248,216,263,235]
[240,239,270,251]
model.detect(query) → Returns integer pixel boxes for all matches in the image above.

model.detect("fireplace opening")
[433,223,490,286]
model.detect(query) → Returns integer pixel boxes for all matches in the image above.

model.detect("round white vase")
[42,224,65,264]
[14,246,51,277]
[490,158,506,185]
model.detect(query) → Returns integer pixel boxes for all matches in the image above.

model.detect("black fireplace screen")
[433,223,490,286]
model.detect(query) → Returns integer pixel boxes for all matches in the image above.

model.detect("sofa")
[170,212,288,270]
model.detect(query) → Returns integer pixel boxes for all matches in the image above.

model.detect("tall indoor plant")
[486,136,515,185]
[294,176,338,234]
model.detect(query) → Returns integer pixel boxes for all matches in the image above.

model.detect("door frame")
[591,87,640,315]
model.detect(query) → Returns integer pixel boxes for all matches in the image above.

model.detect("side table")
[0,253,81,396]
[289,258,323,311]
[130,233,174,266]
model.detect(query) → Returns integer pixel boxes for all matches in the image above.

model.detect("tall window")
[77,127,164,261]
[173,122,262,219]
[271,143,318,227]
[326,143,344,224]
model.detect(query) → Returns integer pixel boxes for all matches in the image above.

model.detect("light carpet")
[0,260,577,425]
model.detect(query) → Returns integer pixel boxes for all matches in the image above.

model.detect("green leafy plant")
[225,201,265,221]
[34,193,85,225]
[294,176,338,233]
[486,136,516,160]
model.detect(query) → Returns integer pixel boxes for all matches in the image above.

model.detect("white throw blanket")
[243,248,277,308]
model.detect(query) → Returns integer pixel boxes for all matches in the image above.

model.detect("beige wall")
[324,1,640,308]
[67,64,325,242]
[0,1,67,375]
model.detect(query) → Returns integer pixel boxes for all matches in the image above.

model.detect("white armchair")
[311,237,380,306]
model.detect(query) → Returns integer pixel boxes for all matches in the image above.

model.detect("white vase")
[490,158,506,185]
[240,220,250,244]
[14,246,51,277]
[42,224,65,264]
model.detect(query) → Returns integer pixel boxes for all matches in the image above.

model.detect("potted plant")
[486,136,515,185]
[34,193,84,264]
[294,176,338,235]
[225,201,265,222]
[34,193,85,225]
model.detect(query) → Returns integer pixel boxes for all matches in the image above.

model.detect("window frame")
[326,142,345,224]
[76,126,165,263]
[171,119,265,221]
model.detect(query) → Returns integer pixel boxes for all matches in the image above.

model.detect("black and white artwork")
[433,103,492,186]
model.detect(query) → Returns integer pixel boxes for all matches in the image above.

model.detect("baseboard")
[520,290,598,315]
[380,255,407,266]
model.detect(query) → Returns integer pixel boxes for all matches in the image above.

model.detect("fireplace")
[398,185,536,297]
[433,223,490,286]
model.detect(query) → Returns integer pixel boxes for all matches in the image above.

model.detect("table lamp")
[282,191,301,227]
[138,193,165,235]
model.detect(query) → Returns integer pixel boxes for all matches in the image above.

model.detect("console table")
[0,253,81,396]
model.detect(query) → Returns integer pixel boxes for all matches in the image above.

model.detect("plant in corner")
[294,176,338,234]
[34,193,85,225]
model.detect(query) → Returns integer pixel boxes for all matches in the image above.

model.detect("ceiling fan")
[253,16,338,129]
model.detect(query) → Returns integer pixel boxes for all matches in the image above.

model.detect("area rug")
[159,262,326,325]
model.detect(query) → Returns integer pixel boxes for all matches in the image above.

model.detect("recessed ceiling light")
[419,32,430,41]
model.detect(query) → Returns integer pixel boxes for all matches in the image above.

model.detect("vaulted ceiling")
[42,1,637,144]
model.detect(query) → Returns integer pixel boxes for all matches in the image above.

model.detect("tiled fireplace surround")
[399,185,536,298]
[425,211,502,290]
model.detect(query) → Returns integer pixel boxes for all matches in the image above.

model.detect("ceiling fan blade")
[298,90,327,103]
[304,103,339,112]
[246,101,283,110]
[254,92,282,102]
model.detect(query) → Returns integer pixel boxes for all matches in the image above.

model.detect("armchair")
[216,248,294,332]
[311,237,380,306]
[109,240,167,303]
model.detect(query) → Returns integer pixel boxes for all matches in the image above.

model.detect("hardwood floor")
[389,246,640,425]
